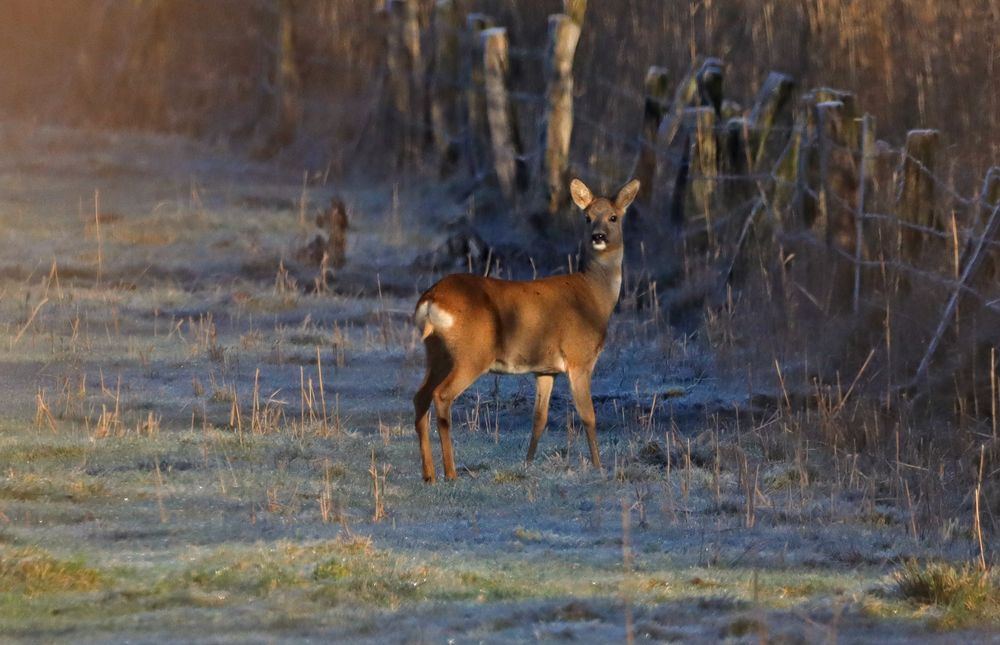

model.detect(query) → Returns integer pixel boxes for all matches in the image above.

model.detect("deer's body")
[413,178,639,482]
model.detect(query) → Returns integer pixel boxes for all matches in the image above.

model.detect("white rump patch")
[414,301,430,326]
[415,300,455,339]
[428,303,454,329]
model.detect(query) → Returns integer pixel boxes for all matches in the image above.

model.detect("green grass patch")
[0,442,91,465]
[0,473,108,502]
[0,547,105,595]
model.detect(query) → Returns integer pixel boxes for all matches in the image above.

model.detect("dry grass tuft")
[892,560,1000,627]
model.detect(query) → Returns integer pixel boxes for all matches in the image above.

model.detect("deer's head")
[570,178,640,257]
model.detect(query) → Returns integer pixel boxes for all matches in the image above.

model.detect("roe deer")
[413,177,640,482]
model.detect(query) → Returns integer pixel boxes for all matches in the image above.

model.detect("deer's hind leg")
[415,341,450,482]
[433,360,489,481]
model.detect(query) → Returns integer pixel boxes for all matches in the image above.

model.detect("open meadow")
[0,124,997,643]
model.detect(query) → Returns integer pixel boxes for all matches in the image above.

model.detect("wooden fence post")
[540,13,582,214]
[815,100,859,251]
[896,129,940,260]
[723,117,799,289]
[812,87,858,117]
[689,106,718,236]
[463,13,495,178]
[791,88,854,229]
[631,66,670,205]
[657,59,714,153]
[482,27,523,201]
[853,113,876,314]
[430,0,463,163]
[769,124,803,222]
[697,58,724,115]
[815,99,864,311]
[748,72,796,170]
[653,60,713,227]
[563,0,587,25]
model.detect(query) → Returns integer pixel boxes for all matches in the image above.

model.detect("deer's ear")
[570,178,594,210]
[614,179,640,212]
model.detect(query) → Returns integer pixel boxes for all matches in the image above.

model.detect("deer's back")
[418,273,607,370]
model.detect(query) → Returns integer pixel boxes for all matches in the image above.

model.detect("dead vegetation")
[0,2,998,641]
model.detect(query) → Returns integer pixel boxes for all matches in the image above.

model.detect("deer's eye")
[585,215,592,224]
[609,215,618,223]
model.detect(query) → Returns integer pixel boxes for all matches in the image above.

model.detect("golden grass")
[892,560,1000,628]
[0,547,105,595]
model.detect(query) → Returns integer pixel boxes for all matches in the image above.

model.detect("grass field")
[0,124,997,643]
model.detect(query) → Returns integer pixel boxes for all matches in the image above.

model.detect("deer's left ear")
[614,179,640,212]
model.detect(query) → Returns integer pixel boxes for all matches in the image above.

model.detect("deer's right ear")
[569,178,594,210]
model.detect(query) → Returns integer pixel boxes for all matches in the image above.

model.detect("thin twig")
[11,298,49,349]
[909,202,1000,389]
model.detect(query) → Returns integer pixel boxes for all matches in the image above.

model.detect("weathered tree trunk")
[539,13,581,214]
[115,0,174,129]
[429,0,463,163]
[384,2,410,158]
[398,0,422,70]
[254,0,302,157]
[896,129,940,260]
[481,27,523,201]
[275,0,302,140]
[462,13,495,178]
[631,66,670,205]
[385,0,424,162]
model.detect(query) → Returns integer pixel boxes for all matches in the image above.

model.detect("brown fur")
[413,178,640,481]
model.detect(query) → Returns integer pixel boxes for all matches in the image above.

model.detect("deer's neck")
[581,247,623,318]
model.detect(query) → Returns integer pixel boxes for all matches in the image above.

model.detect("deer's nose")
[592,232,607,244]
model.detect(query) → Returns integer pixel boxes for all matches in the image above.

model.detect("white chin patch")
[592,241,607,251]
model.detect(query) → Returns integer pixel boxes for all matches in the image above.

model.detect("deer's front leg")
[567,367,601,469]
[526,373,555,463]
